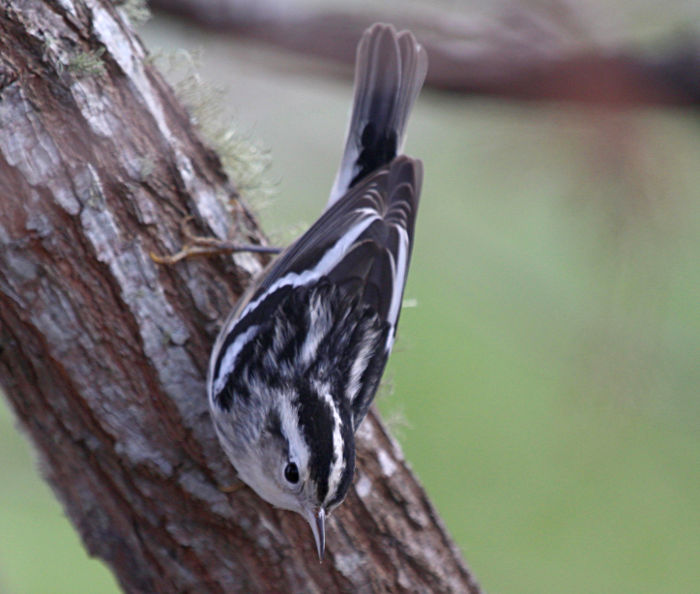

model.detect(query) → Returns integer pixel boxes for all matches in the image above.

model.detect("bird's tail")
[327,23,428,207]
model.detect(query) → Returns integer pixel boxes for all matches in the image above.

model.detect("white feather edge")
[385,226,409,351]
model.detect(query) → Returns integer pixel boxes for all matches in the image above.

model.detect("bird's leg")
[151,216,281,265]
[219,479,246,495]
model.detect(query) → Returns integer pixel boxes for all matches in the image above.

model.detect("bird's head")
[225,380,356,561]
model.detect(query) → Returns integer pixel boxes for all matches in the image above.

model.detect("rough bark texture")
[0,2,479,592]
[152,0,700,108]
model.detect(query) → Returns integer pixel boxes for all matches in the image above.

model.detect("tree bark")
[0,2,480,592]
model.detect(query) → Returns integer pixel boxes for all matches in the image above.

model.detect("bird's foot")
[150,216,280,264]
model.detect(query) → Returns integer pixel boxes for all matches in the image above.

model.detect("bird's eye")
[284,462,299,485]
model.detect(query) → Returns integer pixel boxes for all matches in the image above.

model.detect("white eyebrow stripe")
[281,392,311,473]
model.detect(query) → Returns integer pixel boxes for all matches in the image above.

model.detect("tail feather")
[327,24,427,207]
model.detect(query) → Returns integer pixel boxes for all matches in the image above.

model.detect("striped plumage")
[207,23,427,560]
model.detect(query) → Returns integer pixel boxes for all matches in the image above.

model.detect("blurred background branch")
[151,0,700,107]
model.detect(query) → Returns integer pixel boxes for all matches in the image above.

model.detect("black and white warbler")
[207,23,427,560]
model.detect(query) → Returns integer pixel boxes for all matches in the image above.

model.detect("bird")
[207,22,427,560]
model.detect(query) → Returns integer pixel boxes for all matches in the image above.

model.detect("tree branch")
[0,1,479,591]
[150,0,700,109]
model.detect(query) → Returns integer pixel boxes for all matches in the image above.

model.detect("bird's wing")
[253,155,422,335]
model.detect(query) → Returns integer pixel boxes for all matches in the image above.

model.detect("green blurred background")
[1,3,699,593]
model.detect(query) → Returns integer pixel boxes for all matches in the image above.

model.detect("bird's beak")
[306,507,326,561]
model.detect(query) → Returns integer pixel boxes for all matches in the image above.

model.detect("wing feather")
[250,156,422,330]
